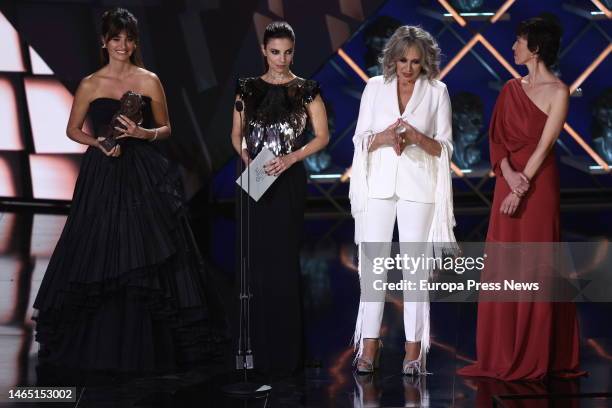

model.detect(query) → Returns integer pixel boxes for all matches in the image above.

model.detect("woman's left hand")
[115,115,148,140]
[264,154,296,176]
[397,120,420,151]
[500,192,521,216]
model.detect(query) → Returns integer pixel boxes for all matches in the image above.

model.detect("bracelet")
[150,128,158,142]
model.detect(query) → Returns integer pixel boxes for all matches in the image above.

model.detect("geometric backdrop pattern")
[0,11,82,201]
[312,0,611,190]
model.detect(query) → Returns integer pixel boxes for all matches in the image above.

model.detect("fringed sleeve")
[349,79,377,245]
[427,85,459,257]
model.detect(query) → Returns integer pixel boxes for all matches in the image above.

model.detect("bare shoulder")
[548,80,569,104]
[133,68,164,96]
[76,73,102,100]
[134,67,161,85]
[551,80,569,97]
[79,73,98,89]
[540,77,567,94]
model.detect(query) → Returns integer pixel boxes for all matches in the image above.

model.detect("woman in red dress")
[458,17,585,381]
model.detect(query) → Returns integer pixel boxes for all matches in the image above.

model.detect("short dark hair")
[516,15,562,68]
[100,7,144,67]
[263,21,295,46]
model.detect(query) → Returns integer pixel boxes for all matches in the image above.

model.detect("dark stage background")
[0,0,388,200]
[0,1,611,406]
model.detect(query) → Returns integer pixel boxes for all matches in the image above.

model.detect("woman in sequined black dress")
[231,22,330,378]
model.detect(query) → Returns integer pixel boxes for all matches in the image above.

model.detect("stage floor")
[0,208,611,407]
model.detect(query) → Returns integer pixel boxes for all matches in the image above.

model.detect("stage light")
[586,338,612,361]
[591,0,612,18]
[29,154,81,200]
[24,78,88,154]
[563,123,609,171]
[490,0,516,23]
[0,257,21,324]
[0,213,16,254]
[439,34,480,80]
[437,0,467,26]
[0,156,17,197]
[30,214,67,257]
[444,12,494,17]
[0,77,24,151]
[0,332,21,386]
[337,48,369,82]
[310,173,342,179]
[430,339,475,363]
[451,162,465,177]
[29,46,54,75]
[340,168,350,183]
[0,12,25,72]
[570,44,612,94]
[476,34,521,78]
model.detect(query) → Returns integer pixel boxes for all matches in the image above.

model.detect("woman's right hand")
[503,168,530,197]
[96,137,121,157]
[240,148,252,166]
[369,120,401,152]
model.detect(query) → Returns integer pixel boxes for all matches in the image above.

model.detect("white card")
[235,147,278,201]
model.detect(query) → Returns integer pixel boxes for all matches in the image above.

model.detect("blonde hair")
[380,26,441,81]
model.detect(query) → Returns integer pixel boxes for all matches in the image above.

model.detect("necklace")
[264,71,294,84]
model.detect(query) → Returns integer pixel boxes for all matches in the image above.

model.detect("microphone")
[235,100,244,113]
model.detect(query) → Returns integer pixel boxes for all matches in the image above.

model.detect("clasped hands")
[500,169,530,216]
[373,119,419,155]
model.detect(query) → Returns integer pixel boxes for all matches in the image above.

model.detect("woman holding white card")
[230,21,329,378]
[349,25,457,376]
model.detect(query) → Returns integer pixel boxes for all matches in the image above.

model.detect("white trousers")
[361,196,434,342]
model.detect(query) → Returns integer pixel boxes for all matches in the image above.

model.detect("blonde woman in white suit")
[349,25,457,376]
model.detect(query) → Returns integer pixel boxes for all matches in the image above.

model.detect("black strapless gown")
[33,96,224,378]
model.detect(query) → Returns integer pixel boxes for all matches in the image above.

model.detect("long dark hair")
[262,21,295,71]
[99,7,144,67]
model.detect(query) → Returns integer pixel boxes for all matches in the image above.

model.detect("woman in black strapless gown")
[33,7,223,381]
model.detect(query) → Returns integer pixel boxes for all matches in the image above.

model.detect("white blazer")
[353,74,453,203]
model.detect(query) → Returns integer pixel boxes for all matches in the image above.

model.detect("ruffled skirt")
[33,140,225,376]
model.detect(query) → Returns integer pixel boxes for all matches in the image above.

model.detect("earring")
[102,44,106,48]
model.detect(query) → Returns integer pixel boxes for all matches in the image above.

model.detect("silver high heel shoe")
[402,341,423,376]
[355,338,382,374]
[402,358,422,376]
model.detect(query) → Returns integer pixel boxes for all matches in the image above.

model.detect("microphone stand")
[223,99,271,401]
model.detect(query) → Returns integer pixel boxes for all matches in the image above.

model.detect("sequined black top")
[236,77,320,158]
